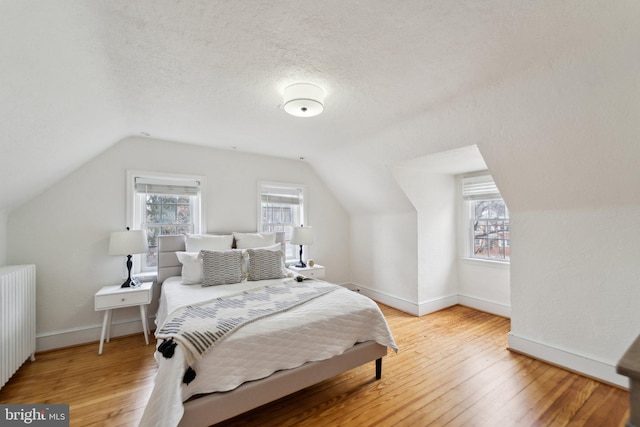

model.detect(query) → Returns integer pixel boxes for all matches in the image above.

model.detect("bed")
[140,232,397,427]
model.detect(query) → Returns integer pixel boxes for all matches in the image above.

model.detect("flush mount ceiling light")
[283,83,324,117]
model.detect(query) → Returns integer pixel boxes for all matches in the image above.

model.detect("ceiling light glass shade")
[283,83,324,117]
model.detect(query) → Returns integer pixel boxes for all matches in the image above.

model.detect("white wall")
[390,168,459,315]
[509,207,640,387]
[7,136,349,351]
[349,212,419,314]
[458,260,510,317]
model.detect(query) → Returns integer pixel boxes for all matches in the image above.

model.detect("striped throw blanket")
[156,280,339,383]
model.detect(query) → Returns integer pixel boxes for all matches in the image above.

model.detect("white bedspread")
[140,276,397,427]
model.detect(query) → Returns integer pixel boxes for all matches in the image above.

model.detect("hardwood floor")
[0,305,629,426]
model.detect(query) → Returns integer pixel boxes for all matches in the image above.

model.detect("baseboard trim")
[348,283,460,317]
[417,295,459,316]
[458,294,511,318]
[508,332,628,389]
[36,316,154,352]
[348,283,421,315]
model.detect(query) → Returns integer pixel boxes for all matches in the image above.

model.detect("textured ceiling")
[0,0,632,213]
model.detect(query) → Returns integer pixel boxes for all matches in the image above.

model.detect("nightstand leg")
[98,310,110,355]
[140,305,149,345]
[105,309,113,342]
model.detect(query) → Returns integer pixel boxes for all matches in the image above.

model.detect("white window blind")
[461,175,501,200]
[135,177,200,196]
[261,186,302,205]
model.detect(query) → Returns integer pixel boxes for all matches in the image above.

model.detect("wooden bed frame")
[156,234,388,427]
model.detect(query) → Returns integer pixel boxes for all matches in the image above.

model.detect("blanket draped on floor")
[155,280,339,383]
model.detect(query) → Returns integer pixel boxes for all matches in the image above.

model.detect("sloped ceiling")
[1,1,638,214]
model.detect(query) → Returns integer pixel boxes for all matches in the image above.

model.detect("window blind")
[134,177,200,196]
[260,186,302,205]
[461,175,501,200]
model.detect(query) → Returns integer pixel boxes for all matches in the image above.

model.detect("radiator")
[0,264,36,389]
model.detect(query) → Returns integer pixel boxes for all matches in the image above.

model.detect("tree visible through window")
[462,174,510,263]
[471,199,510,261]
[144,194,195,268]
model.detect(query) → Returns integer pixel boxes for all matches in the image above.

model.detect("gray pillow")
[246,248,287,281]
[201,249,243,286]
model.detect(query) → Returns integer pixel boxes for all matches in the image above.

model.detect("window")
[128,172,204,271]
[462,175,510,262]
[258,182,306,262]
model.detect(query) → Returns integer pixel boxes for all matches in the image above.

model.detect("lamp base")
[120,254,141,288]
[120,277,141,288]
[295,244,307,268]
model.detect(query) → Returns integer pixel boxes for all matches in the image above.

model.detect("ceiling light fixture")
[283,83,324,117]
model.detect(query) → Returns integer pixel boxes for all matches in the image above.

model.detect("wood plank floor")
[0,305,629,426]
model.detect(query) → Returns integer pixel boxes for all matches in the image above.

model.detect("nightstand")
[288,264,325,279]
[94,281,153,355]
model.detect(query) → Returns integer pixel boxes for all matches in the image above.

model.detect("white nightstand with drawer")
[288,264,325,279]
[94,281,153,355]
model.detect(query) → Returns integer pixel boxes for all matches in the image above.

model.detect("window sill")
[460,257,510,270]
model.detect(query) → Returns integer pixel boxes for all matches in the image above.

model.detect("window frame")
[467,198,510,262]
[459,173,510,264]
[127,170,206,273]
[257,181,307,264]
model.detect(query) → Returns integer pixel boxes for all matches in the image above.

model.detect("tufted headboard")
[157,232,285,285]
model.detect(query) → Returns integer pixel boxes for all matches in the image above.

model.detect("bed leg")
[376,358,382,380]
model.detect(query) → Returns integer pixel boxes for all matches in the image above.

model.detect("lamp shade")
[290,226,314,246]
[283,83,324,117]
[109,230,149,256]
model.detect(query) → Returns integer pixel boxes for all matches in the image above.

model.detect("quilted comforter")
[140,276,397,427]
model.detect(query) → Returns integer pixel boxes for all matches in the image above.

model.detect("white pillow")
[233,232,276,249]
[185,234,233,252]
[175,251,202,285]
[256,243,282,252]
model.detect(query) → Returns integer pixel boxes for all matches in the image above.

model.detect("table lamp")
[109,228,149,287]
[290,225,314,268]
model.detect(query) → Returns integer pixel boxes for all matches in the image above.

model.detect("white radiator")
[0,264,36,389]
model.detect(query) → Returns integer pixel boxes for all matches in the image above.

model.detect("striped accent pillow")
[246,248,287,281]
[201,249,243,286]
